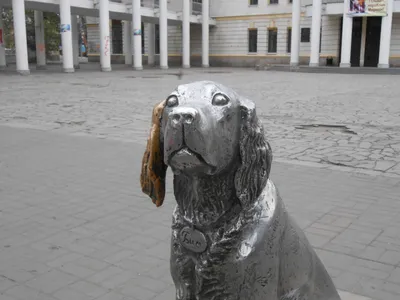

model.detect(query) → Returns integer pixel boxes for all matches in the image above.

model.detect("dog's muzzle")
[164,107,215,173]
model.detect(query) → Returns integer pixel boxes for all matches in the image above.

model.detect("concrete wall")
[391,14,400,57]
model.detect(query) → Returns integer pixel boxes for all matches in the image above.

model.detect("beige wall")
[85,12,400,66]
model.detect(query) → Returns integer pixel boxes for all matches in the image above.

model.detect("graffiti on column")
[37,43,45,52]
[104,36,110,56]
[133,29,142,36]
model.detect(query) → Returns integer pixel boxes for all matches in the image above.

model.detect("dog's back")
[262,181,341,300]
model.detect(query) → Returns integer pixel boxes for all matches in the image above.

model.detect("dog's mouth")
[168,147,216,173]
[170,147,206,162]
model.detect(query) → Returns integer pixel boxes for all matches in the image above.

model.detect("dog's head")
[140,81,272,207]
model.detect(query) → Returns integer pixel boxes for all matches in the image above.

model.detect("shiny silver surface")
[146,81,341,300]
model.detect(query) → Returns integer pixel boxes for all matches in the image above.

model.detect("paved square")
[1,66,400,299]
[1,64,400,177]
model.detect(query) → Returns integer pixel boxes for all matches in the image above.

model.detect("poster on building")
[0,29,3,45]
[60,24,71,33]
[348,0,387,16]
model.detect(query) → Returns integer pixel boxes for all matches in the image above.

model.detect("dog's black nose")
[170,107,198,125]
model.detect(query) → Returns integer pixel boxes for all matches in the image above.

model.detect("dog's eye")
[212,94,229,106]
[166,96,179,107]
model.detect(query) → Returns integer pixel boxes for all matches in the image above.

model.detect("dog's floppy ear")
[140,100,168,207]
[234,97,272,207]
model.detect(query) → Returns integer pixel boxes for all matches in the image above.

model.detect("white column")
[59,0,74,73]
[71,15,79,69]
[159,0,168,69]
[182,0,190,68]
[378,0,394,68]
[202,0,209,67]
[133,0,143,70]
[99,0,111,71]
[34,11,46,70]
[0,6,7,70]
[12,0,30,75]
[360,17,367,67]
[123,21,133,65]
[309,0,322,67]
[290,0,301,67]
[147,23,155,66]
[340,0,352,68]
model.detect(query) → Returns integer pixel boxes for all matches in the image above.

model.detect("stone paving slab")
[1,64,400,176]
[1,126,400,300]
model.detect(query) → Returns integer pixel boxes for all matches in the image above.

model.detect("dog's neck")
[173,167,241,228]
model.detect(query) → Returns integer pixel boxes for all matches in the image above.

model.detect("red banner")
[0,29,3,45]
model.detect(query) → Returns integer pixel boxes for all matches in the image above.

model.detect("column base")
[183,65,190,69]
[202,64,209,68]
[133,66,143,71]
[17,69,30,75]
[160,65,168,70]
[340,63,351,68]
[101,67,112,72]
[74,64,80,69]
[63,68,75,73]
[290,62,299,67]
[309,62,319,67]
[36,65,47,70]
[378,63,389,68]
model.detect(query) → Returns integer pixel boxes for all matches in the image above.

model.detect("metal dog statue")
[141,81,341,300]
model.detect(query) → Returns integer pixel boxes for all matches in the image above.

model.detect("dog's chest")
[171,196,284,299]
[173,224,241,297]
[172,219,276,299]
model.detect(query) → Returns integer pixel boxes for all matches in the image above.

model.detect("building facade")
[85,0,400,68]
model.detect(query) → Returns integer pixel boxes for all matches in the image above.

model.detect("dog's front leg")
[171,235,196,300]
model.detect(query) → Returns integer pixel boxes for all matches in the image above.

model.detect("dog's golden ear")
[140,100,168,207]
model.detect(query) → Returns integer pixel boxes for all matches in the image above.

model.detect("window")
[270,0,279,4]
[192,0,202,14]
[248,29,258,53]
[268,28,277,53]
[155,24,160,54]
[287,28,292,53]
[301,28,310,43]
[249,0,258,5]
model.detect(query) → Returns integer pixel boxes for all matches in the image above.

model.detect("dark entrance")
[364,17,382,67]
[338,17,363,67]
[338,16,382,67]
[350,17,363,67]
[338,17,343,66]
